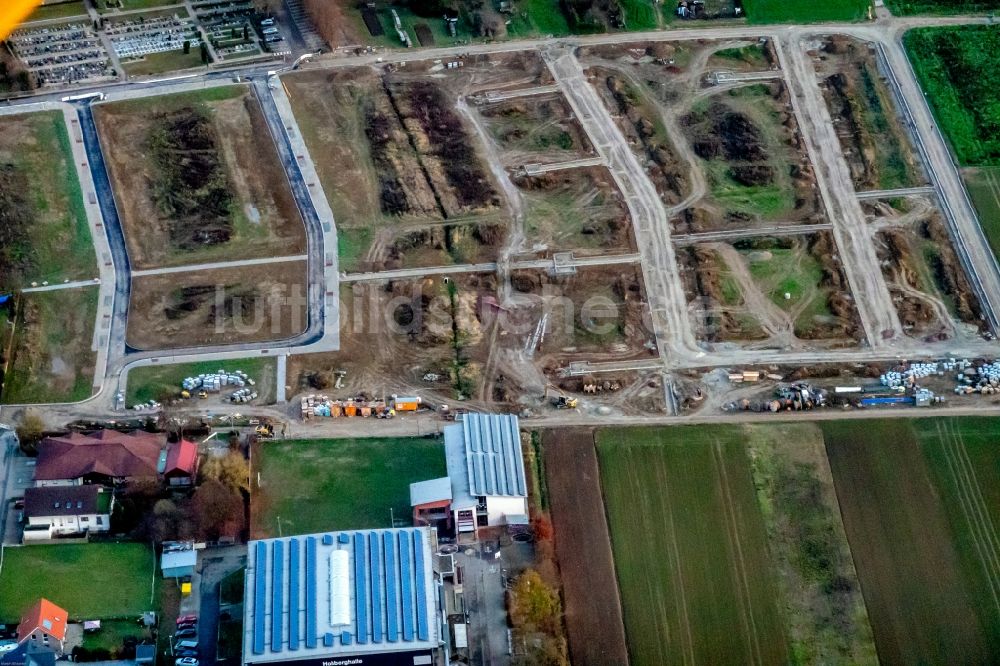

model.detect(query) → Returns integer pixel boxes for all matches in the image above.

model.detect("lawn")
[886,0,1000,13]
[25,0,87,22]
[506,0,572,36]
[1,287,98,404]
[963,167,1000,260]
[743,0,870,22]
[905,26,1000,166]
[0,544,157,622]
[0,111,96,288]
[251,437,447,537]
[125,357,276,404]
[823,419,1000,664]
[80,620,150,655]
[97,0,185,13]
[122,49,206,77]
[596,427,789,666]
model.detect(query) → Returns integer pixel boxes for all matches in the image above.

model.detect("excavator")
[545,385,578,409]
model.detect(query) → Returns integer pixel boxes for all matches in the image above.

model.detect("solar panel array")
[462,413,527,497]
[248,528,433,659]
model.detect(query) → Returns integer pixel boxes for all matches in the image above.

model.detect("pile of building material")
[299,395,421,419]
[955,360,1000,394]
[132,399,161,411]
[182,370,255,392]
[230,388,259,403]
[880,361,944,389]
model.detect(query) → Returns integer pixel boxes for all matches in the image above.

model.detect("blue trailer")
[860,395,915,407]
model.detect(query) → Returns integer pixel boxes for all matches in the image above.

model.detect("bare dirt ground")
[95,87,306,269]
[284,54,550,269]
[513,167,635,255]
[510,265,657,358]
[475,93,595,167]
[812,35,927,192]
[679,231,863,349]
[126,261,308,349]
[288,273,499,404]
[542,428,629,666]
[867,197,987,339]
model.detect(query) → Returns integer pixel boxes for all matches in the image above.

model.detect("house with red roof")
[16,600,67,655]
[164,439,199,487]
[35,431,163,487]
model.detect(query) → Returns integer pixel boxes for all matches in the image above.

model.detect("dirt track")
[543,429,629,666]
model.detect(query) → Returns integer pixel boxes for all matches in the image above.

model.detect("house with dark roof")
[35,431,164,486]
[411,413,528,540]
[21,486,113,541]
[164,439,199,487]
[16,600,67,655]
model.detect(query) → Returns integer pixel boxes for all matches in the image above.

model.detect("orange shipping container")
[344,404,357,417]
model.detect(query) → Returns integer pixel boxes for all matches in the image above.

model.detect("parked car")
[176,615,197,625]
[174,640,198,651]
[175,650,198,658]
[175,658,199,666]
[176,621,197,631]
[175,628,197,639]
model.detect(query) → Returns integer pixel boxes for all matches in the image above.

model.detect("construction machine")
[545,385,578,409]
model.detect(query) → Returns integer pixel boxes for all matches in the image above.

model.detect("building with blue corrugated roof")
[411,413,529,540]
[242,527,441,666]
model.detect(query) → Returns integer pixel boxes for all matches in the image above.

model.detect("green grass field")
[822,419,1000,664]
[743,0,870,22]
[125,357,275,404]
[596,427,789,666]
[906,26,1000,166]
[251,437,447,537]
[0,544,157,622]
[0,112,96,287]
[885,0,1000,13]
[26,1,88,22]
[2,287,98,404]
[122,49,206,77]
[96,0,185,13]
[963,167,1000,260]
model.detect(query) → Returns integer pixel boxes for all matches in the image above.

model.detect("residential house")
[21,486,113,541]
[34,431,163,487]
[164,440,199,487]
[16,600,67,656]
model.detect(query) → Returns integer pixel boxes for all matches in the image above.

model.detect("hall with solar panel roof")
[242,527,442,666]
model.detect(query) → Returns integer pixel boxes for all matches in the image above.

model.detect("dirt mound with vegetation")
[147,106,234,249]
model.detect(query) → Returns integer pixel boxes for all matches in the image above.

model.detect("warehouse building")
[411,413,528,539]
[242,528,441,666]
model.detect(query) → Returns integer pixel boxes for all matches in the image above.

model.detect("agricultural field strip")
[130,254,308,276]
[778,34,902,345]
[545,47,700,361]
[712,441,767,663]
[934,420,1000,614]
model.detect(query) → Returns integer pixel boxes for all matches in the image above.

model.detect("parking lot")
[8,22,116,86]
